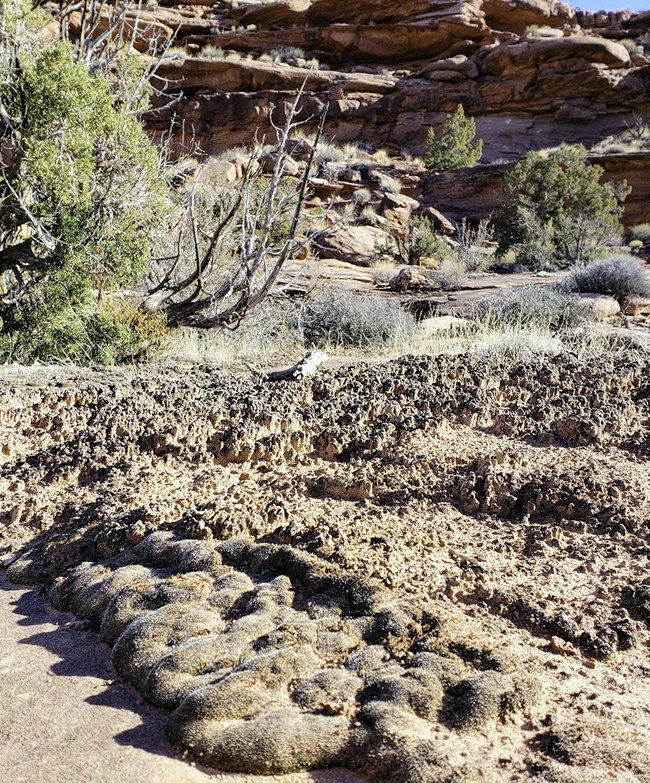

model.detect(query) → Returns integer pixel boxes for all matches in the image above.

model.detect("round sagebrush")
[299,288,415,348]
[474,286,585,330]
[565,255,650,303]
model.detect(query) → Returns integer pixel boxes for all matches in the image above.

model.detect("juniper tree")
[0,0,166,360]
[493,144,630,269]
[425,105,483,174]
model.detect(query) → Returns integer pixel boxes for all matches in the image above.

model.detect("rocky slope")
[142,0,650,163]
[2,353,650,781]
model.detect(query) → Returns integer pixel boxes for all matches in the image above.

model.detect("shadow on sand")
[0,572,366,782]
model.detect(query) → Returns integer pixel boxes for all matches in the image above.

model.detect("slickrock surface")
[2,353,650,781]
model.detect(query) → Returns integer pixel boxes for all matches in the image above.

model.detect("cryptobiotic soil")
[2,353,650,782]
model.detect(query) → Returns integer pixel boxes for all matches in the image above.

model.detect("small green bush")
[0,294,168,365]
[389,216,451,266]
[300,288,415,348]
[425,105,483,174]
[563,255,650,303]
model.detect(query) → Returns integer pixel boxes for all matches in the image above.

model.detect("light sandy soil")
[0,574,363,783]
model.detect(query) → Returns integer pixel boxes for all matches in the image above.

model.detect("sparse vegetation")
[424,257,466,290]
[259,46,319,68]
[353,188,373,206]
[455,219,495,273]
[387,216,451,267]
[630,223,650,246]
[619,38,642,54]
[475,286,585,331]
[425,105,483,174]
[591,116,650,155]
[359,204,381,226]
[523,24,562,38]
[0,0,646,369]
[299,287,415,348]
[377,174,402,194]
[201,45,225,58]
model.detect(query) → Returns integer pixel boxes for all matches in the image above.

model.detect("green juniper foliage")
[494,145,629,269]
[425,105,483,174]
[389,215,451,266]
[0,0,166,362]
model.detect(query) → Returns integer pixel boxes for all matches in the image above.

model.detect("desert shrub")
[619,38,642,54]
[359,204,381,226]
[424,257,466,290]
[0,296,168,364]
[315,142,347,164]
[455,219,495,272]
[563,255,650,303]
[299,288,415,348]
[474,286,585,330]
[371,263,400,286]
[494,145,629,269]
[630,223,650,245]
[372,148,391,165]
[353,188,373,206]
[261,46,315,67]
[378,175,402,194]
[425,105,483,174]
[0,2,167,363]
[202,45,225,59]
[340,142,367,159]
[388,216,451,266]
[87,302,169,364]
[159,296,305,367]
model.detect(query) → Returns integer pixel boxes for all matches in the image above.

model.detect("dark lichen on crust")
[3,352,650,781]
[8,531,536,781]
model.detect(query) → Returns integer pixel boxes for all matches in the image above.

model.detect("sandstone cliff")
[141,0,650,164]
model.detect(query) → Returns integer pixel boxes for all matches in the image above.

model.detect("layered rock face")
[143,0,650,161]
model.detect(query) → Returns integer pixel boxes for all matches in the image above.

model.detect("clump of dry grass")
[156,297,304,368]
[591,117,650,155]
[524,24,563,38]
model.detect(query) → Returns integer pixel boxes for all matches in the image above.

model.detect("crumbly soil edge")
[2,353,650,782]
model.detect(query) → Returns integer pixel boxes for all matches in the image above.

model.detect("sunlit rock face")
[136,0,649,163]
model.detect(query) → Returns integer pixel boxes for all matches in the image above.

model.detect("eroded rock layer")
[2,354,650,781]
[141,0,650,162]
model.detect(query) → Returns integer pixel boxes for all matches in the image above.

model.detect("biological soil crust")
[2,353,650,782]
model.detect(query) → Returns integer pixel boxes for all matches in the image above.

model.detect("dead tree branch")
[143,94,329,330]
